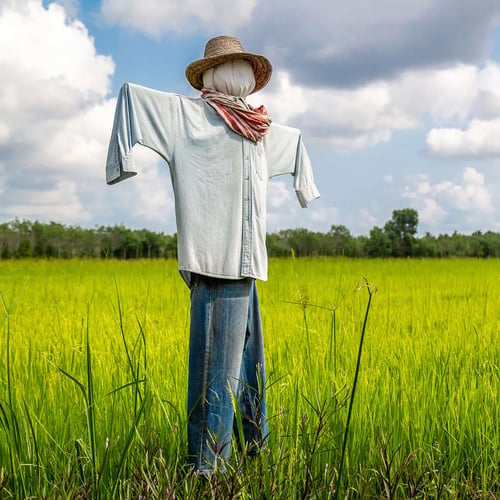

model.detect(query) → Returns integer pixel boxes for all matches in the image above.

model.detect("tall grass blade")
[114,278,143,409]
[111,393,148,498]
[335,277,376,498]
[22,399,40,488]
[229,380,246,456]
[0,293,12,412]
[85,316,98,493]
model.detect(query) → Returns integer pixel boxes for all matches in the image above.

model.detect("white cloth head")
[202,59,256,98]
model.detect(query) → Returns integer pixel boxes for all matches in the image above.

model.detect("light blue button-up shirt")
[106,83,320,284]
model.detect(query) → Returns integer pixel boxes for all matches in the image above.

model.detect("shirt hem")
[179,267,267,287]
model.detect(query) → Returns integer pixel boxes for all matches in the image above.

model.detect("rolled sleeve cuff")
[106,156,137,185]
[296,184,320,208]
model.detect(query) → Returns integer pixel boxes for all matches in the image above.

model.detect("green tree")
[328,224,354,256]
[366,226,391,257]
[384,208,418,257]
[415,232,437,257]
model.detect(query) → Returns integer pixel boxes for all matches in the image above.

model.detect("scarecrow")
[106,35,320,473]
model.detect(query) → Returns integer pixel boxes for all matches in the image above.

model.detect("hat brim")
[185,52,272,94]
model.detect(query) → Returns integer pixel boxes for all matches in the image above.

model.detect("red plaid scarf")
[201,88,272,142]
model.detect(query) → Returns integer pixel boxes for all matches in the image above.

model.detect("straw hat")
[185,35,272,94]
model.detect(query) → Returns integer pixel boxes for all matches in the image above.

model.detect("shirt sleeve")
[105,83,177,185]
[264,123,320,207]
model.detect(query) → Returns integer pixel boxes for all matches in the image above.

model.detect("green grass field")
[0,258,498,498]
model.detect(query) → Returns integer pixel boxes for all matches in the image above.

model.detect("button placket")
[241,141,252,275]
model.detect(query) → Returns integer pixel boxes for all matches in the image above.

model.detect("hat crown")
[203,36,245,59]
[185,35,272,94]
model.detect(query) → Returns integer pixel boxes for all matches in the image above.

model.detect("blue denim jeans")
[187,275,268,472]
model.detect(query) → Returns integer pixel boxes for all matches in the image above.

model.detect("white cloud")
[0,1,113,95]
[309,206,340,225]
[423,62,500,157]
[252,71,408,150]
[390,64,478,124]
[266,208,297,233]
[52,0,79,19]
[402,167,495,231]
[267,180,292,208]
[0,122,9,145]
[251,66,467,150]
[0,0,116,225]
[46,100,117,180]
[426,118,500,157]
[434,167,492,212]
[125,146,175,227]
[249,60,500,155]
[473,62,500,118]
[0,161,5,195]
[5,180,91,222]
[265,180,334,232]
[101,0,258,36]
[417,198,447,227]
[265,181,299,231]
[356,208,378,230]
[249,72,307,124]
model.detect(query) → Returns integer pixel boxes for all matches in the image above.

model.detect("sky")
[1,0,500,236]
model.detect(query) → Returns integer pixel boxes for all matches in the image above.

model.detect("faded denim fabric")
[106,83,320,285]
[187,275,267,472]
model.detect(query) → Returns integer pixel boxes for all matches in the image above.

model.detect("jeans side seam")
[197,283,212,466]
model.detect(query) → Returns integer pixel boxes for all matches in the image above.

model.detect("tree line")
[1,209,499,260]
[0,220,177,260]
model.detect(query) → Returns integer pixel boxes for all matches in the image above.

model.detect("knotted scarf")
[201,88,272,142]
